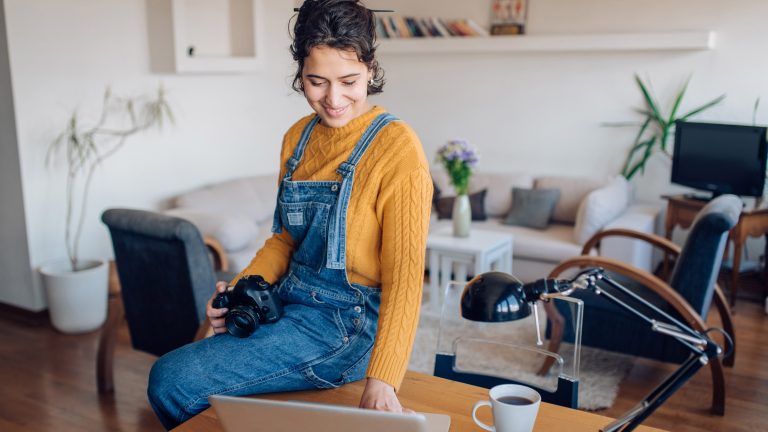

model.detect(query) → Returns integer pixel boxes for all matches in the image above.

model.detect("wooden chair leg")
[712,285,736,367]
[709,357,726,415]
[97,293,124,394]
[538,301,565,376]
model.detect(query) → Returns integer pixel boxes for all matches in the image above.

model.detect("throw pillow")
[502,187,561,229]
[432,180,442,210]
[534,176,611,224]
[436,189,488,221]
[573,176,630,244]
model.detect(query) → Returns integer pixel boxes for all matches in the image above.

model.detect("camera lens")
[225,306,260,338]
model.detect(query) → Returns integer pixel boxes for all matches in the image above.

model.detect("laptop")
[209,394,451,432]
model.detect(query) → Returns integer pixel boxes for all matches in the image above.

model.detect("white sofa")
[429,171,660,282]
[166,171,660,282]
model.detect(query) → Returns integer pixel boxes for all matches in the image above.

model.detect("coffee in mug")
[472,384,541,432]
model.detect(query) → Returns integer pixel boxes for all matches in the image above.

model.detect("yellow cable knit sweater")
[235,106,432,390]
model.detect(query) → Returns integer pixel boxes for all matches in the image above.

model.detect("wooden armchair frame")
[96,236,225,394]
[541,228,735,415]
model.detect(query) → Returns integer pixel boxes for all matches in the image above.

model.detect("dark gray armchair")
[98,208,234,394]
[542,194,742,415]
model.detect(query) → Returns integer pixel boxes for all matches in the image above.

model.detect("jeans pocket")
[302,366,345,389]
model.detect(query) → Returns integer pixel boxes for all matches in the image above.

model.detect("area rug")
[407,313,635,411]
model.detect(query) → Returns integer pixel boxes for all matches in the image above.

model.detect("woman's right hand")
[207,281,230,335]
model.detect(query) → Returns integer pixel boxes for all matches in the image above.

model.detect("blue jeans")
[147,268,380,429]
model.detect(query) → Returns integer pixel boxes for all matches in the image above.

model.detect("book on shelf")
[374,15,487,38]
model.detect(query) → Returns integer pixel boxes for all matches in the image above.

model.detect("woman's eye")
[309,81,325,87]
[342,81,356,86]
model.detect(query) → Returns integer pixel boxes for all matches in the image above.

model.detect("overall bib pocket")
[279,201,332,271]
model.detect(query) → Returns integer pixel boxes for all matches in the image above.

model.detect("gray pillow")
[502,187,561,229]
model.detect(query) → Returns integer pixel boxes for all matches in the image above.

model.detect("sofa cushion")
[573,176,630,244]
[175,175,279,224]
[163,209,259,252]
[435,189,488,220]
[534,175,611,224]
[470,173,535,217]
[503,187,560,229]
[431,170,534,217]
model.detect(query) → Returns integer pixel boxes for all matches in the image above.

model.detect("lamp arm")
[550,268,723,432]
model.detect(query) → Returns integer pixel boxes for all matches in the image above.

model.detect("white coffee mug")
[472,384,541,432]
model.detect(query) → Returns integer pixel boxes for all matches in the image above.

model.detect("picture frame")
[490,0,528,36]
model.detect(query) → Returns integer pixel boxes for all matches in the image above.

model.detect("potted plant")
[611,74,725,180]
[40,86,173,333]
[436,139,479,237]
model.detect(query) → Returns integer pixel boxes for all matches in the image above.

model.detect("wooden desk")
[663,194,768,306]
[173,371,666,432]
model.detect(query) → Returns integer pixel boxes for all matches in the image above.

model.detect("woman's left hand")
[358,378,414,413]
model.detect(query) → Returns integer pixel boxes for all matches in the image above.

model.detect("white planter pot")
[40,259,109,334]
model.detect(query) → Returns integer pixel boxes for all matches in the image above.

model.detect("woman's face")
[302,45,372,128]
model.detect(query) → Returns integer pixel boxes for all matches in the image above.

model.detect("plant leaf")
[624,136,656,179]
[622,136,655,177]
[602,121,643,128]
[680,94,726,120]
[635,74,664,124]
[667,75,691,125]
[753,97,760,126]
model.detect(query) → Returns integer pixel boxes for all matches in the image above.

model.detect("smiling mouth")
[323,105,349,118]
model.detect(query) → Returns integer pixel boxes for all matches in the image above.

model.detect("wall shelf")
[170,0,264,73]
[377,31,716,54]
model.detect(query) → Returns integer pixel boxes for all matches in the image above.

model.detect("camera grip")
[211,292,229,309]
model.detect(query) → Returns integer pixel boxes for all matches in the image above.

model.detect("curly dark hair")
[290,0,385,95]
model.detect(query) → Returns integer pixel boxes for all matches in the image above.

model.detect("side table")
[663,194,768,306]
[426,227,513,313]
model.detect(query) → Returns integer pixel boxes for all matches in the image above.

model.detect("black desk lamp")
[461,268,730,432]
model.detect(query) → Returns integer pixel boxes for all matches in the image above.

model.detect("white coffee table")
[426,227,513,313]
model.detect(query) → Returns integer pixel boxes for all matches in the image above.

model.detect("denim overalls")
[148,113,398,429]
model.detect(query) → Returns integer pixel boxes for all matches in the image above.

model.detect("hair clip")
[292,8,395,12]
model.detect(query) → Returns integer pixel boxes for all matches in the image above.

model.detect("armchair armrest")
[594,204,659,273]
[203,235,229,273]
[581,228,680,257]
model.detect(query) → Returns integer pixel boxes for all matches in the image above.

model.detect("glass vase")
[452,194,472,237]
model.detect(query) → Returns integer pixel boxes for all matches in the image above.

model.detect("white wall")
[3,0,767,310]
[0,0,36,309]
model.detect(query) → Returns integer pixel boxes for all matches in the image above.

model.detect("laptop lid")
[209,394,450,432]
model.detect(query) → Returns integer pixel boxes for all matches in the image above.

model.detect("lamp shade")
[461,272,531,322]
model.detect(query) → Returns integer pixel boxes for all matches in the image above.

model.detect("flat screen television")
[672,121,767,198]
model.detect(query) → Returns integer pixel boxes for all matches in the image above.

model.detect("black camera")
[212,275,283,338]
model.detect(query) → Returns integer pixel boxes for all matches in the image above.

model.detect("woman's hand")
[206,281,230,335]
[358,378,414,413]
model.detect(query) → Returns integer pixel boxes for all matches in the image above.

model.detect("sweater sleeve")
[365,166,433,390]
[232,230,295,285]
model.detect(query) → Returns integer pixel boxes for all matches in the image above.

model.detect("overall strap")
[271,116,322,234]
[326,113,399,269]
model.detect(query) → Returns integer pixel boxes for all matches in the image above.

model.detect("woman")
[147,0,432,429]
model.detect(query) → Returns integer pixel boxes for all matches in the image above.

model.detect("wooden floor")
[0,279,766,432]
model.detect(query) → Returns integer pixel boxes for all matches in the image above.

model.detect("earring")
[369,78,374,86]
